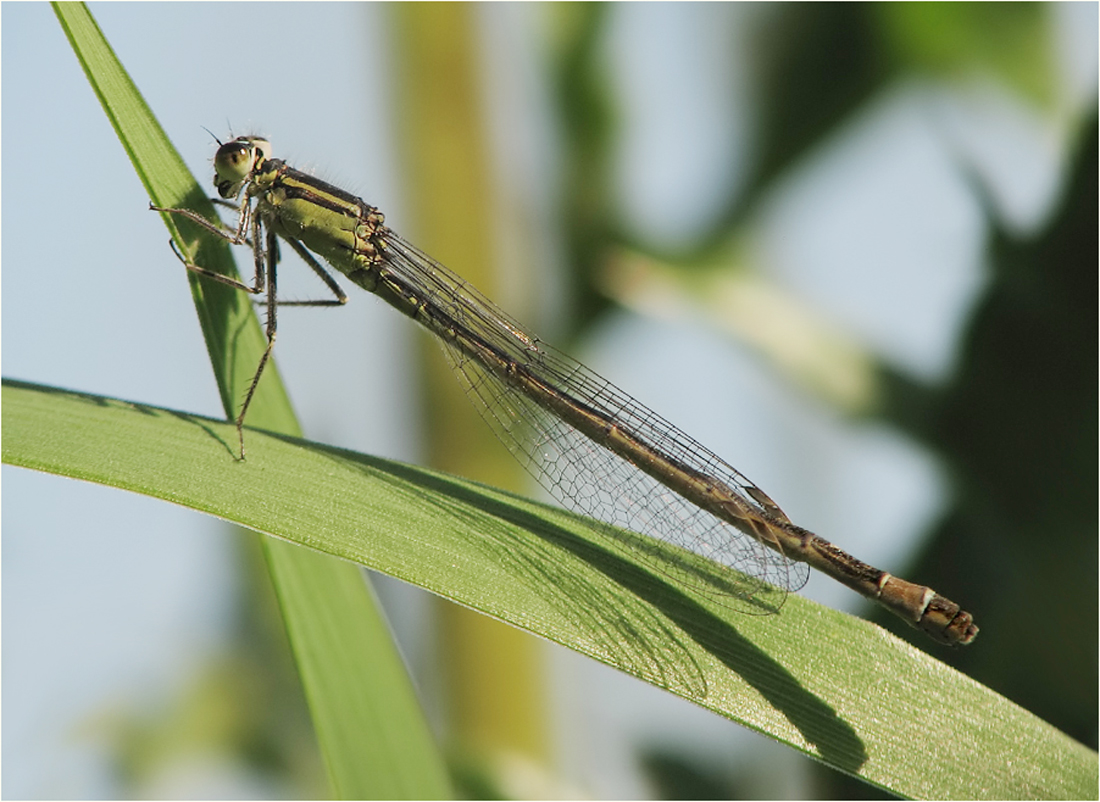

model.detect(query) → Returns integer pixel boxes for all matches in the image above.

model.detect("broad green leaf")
[5,379,1096,800]
[51,4,450,797]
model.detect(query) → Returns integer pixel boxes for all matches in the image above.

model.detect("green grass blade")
[262,547,450,800]
[50,4,450,797]
[51,0,289,424]
[5,379,1096,800]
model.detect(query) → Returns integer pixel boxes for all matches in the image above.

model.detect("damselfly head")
[213,136,272,199]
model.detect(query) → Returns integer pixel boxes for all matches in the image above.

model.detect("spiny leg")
[152,201,265,294]
[228,223,350,456]
[231,214,279,459]
[278,237,348,307]
[155,201,270,458]
[153,202,349,458]
[150,200,251,246]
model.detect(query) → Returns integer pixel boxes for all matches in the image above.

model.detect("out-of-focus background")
[3,3,1096,798]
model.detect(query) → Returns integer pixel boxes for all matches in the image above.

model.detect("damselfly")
[152,135,978,646]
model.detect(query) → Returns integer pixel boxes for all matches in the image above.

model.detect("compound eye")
[211,137,273,198]
[213,138,259,185]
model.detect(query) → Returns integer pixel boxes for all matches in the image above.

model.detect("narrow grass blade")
[51,4,450,796]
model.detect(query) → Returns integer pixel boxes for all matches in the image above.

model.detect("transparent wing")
[379,234,811,614]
